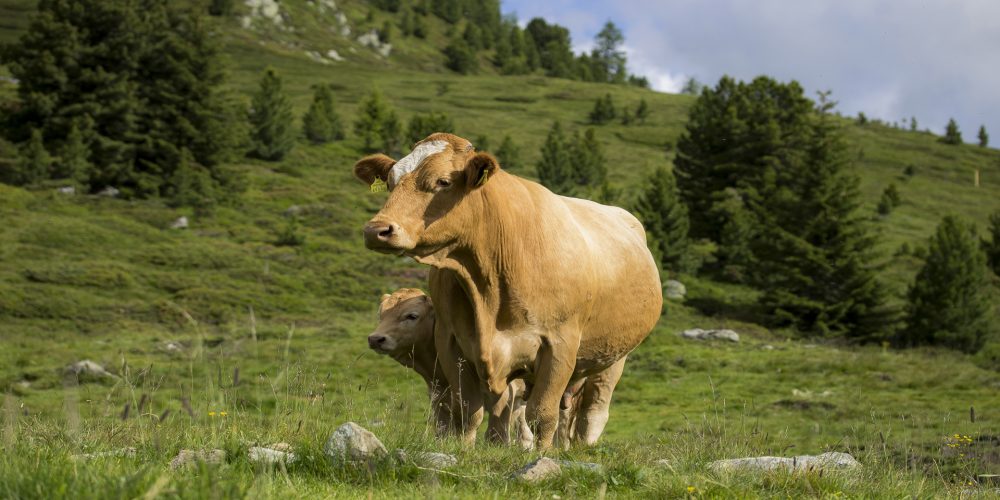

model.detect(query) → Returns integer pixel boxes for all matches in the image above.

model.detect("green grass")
[1,0,1000,497]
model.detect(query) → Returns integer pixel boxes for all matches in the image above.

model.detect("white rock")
[681,328,740,342]
[324,422,387,464]
[56,186,76,195]
[64,360,118,380]
[248,446,297,465]
[161,341,185,353]
[170,216,189,229]
[708,452,860,473]
[415,452,457,468]
[97,186,120,197]
[556,460,601,472]
[325,49,344,61]
[170,449,226,469]
[335,12,350,36]
[511,457,561,482]
[664,280,686,300]
[244,0,282,25]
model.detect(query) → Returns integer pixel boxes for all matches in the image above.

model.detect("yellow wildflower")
[208,411,216,417]
[220,411,228,417]
[687,486,697,493]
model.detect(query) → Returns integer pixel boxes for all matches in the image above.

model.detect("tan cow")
[355,133,661,450]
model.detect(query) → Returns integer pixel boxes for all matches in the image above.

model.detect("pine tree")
[620,106,632,125]
[381,110,403,156]
[303,84,344,144]
[15,129,51,185]
[984,211,1000,276]
[755,110,892,338]
[572,128,606,187]
[444,37,477,74]
[248,68,295,161]
[588,94,615,124]
[406,112,454,145]
[941,118,962,145]
[593,21,626,84]
[978,125,989,147]
[909,117,918,131]
[903,216,992,352]
[635,166,695,275]
[354,89,400,153]
[536,121,573,195]
[166,148,218,211]
[681,78,702,95]
[54,120,91,184]
[378,21,393,44]
[713,190,757,283]
[635,98,649,124]
[496,134,521,170]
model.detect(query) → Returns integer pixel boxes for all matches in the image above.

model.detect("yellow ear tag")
[476,169,489,187]
[370,178,388,193]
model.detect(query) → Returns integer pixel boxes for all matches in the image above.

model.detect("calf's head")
[354,132,499,256]
[367,288,434,355]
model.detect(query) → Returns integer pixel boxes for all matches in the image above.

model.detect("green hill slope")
[0,1,999,496]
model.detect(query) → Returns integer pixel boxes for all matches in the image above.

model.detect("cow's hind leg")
[574,356,626,446]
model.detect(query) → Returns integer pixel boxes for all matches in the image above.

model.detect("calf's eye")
[404,313,419,320]
[436,178,452,188]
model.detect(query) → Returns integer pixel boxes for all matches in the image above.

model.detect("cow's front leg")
[574,356,627,445]
[485,383,516,445]
[525,336,578,451]
[434,329,483,444]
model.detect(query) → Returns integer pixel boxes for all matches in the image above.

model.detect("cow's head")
[354,133,500,256]
[367,288,434,354]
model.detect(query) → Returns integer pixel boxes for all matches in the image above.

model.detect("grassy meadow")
[1,0,1000,497]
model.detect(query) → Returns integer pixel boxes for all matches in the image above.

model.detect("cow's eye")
[404,312,419,320]
[435,178,452,189]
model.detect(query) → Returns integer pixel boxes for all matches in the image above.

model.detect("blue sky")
[501,0,1000,142]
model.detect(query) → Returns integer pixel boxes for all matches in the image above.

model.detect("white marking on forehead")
[389,140,448,188]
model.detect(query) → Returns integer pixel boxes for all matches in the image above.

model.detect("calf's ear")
[353,154,397,185]
[464,152,500,189]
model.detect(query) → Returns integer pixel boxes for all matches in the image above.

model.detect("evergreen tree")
[909,116,918,131]
[903,216,993,353]
[713,190,757,283]
[635,166,695,275]
[378,20,393,44]
[621,106,632,125]
[978,125,989,147]
[588,93,615,124]
[474,134,490,153]
[432,0,460,23]
[406,112,454,145]
[382,110,403,156]
[353,89,400,153]
[681,78,703,95]
[54,120,91,183]
[208,0,233,16]
[166,148,218,211]
[536,121,573,195]
[444,37,477,74]
[248,68,295,161]
[15,129,51,185]
[941,118,962,145]
[412,13,427,38]
[984,211,1000,276]
[755,110,892,338]
[302,84,344,144]
[496,135,520,170]
[572,128,606,187]
[593,21,626,83]
[525,18,575,78]
[635,98,649,124]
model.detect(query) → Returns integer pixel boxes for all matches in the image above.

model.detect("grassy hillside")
[1,0,999,497]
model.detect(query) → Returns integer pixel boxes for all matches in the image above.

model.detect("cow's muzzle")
[363,220,410,253]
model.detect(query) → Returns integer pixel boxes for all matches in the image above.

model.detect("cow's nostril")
[378,226,394,239]
[368,335,387,349]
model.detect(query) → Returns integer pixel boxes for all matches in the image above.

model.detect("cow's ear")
[465,152,500,189]
[354,154,397,185]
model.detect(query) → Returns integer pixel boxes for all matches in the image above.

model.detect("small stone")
[762,345,775,350]
[708,452,860,472]
[161,341,184,353]
[248,446,296,465]
[681,329,740,342]
[64,360,118,381]
[511,457,561,482]
[664,280,686,300]
[56,186,76,195]
[325,49,344,62]
[97,186,120,197]
[556,460,601,472]
[170,449,226,469]
[415,452,458,468]
[324,422,387,464]
[72,447,137,461]
[170,216,189,229]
